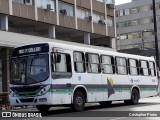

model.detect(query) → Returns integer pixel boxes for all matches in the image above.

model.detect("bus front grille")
[20,98,34,103]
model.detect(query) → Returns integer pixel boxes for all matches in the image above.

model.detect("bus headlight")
[9,89,17,97]
[37,85,50,96]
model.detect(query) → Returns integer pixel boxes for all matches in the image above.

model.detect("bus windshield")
[10,54,49,85]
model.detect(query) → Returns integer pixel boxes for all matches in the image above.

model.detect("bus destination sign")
[12,43,49,56]
[18,47,41,54]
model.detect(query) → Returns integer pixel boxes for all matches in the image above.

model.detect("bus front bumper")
[9,94,52,106]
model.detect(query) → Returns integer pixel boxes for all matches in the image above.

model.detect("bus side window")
[73,51,86,73]
[86,53,100,73]
[136,60,139,75]
[52,53,72,79]
[116,57,127,75]
[139,61,143,75]
[128,59,138,76]
[101,55,115,74]
[149,61,156,76]
[140,60,149,76]
[66,54,72,72]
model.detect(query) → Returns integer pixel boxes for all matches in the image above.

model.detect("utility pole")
[141,31,145,56]
[152,0,159,69]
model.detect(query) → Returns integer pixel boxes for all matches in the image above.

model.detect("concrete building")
[0,0,116,93]
[116,0,160,50]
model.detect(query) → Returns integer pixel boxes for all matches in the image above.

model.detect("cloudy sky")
[115,0,131,5]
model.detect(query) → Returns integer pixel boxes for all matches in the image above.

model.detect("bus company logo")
[2,112,11,117]
[107,78,115,98]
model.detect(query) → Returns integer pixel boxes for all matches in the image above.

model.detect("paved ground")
[0,96,160,120]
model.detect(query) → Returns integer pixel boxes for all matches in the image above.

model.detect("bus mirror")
[56,54,61,63]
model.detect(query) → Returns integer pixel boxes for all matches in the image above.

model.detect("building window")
[142,30,154,37]
[107,16,114,26]
[73,52,86,73]
[106,0,114,4]
[124,9,130,15]
[140,5,150,12]
[119,10,124,16]
[133,31,141,38]
[156,15,160,22]
[120,34,127,40]
[131,19,139,26]
[36,0,55,11]
[131,7,139,14]
[13,0,24,3]
[77,8,90,20]
[59,2,74,16]
[140,17,152,25]
[122,21,131,27]
[123,21,128,27]
[156,3,160,9]
[128,33,133,39]
[92,12,105,23]
[116,11,119,17]
[116,23,119,28]
[96,0,114,4]
[96,0,104,3]
[118,22,123,28]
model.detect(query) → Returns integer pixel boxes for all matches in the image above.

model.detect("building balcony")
[0,0,115,47]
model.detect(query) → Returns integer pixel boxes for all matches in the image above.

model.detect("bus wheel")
[71,91,85,112]
[124,89,139,105]
[99,101,112,106]
[36,105,50,113]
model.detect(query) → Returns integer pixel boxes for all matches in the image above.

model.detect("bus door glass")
[51,50,73,104]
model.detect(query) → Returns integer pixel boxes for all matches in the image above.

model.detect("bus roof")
[16,39,155,62]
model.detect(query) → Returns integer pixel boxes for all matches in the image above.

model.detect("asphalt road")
[1,96,160,120]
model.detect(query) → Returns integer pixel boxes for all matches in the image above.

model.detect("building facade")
[0,0,116,92]
[116,0,160,50]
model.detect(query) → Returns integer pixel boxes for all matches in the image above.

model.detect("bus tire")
[36,105,50,113]
[71,91,85,112]
[99,101,112,107]
[124,89,139,105]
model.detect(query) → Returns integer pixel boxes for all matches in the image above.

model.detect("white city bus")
[9,40,158,112]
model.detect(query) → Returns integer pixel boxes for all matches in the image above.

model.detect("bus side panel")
[50,50,73,105]
[72,73,101,102]
[50,81,72,105]
[114,75,130,100]
[129,76,151,98]
[90,74,103,102]
[148,76,158,97]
